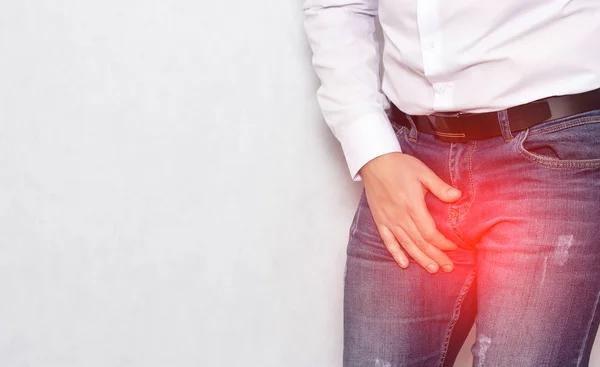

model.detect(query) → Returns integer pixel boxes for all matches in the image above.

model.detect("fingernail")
[448,188,461,196]
[427,264,438,273]
[443,265,453,272]
[399,260,408,268]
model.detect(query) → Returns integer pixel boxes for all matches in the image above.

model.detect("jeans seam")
[349,193,364,240]
[447,142,468,245]
[576,288,600,366]
[437,269,477,367]
[461,140,477,217]
[448,142,476,244]
[448,143,456,188]
[528,117,600,137]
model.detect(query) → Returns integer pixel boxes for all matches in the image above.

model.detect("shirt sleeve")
[302,0,402,181]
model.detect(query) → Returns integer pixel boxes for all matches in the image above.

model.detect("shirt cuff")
[335,113,403,182]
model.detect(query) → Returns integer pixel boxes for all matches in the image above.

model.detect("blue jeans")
[343,109,600,366]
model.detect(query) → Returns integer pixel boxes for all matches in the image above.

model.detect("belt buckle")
[427,112,468,142]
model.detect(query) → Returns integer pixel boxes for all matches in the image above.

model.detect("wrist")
[359,152,403,180]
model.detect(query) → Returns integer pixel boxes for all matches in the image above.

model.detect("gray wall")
[0,1,597,366]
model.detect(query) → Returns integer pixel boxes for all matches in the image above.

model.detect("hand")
[358,152,462,273]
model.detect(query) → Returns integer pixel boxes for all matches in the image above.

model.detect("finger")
[390,224,440,273]
[378,224,409,268]
[398,219,455,273]
[409,203,459,251]
[419,167,462,203]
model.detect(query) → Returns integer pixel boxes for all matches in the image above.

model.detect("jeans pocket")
[515,109,600,169]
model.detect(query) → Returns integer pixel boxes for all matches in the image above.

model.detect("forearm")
[303,0,401,181]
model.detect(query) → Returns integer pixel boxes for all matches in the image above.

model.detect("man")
[303,1,600,366]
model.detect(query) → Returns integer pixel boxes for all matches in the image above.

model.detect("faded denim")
[343,109,600,366]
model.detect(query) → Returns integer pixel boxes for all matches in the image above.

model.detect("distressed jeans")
[343,109,600,366]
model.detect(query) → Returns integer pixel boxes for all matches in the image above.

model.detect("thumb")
[421,170,462,203]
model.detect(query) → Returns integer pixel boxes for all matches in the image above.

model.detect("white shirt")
[302,0,600,181]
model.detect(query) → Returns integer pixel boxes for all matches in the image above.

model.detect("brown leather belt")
[388,88,600,142]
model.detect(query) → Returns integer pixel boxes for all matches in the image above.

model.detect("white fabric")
[303,0,600,180]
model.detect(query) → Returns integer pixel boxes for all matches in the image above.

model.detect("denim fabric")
[343,109,600,366]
